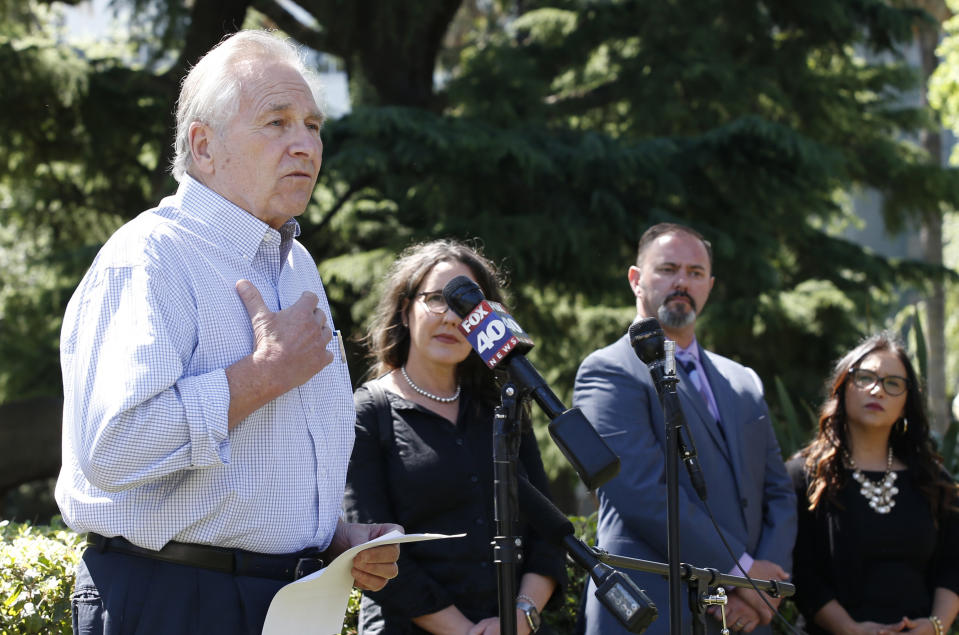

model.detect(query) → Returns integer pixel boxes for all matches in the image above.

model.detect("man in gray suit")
[574,223,796,634]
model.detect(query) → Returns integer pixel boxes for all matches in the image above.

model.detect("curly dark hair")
[797,331,956,517]
[361,238,509,404]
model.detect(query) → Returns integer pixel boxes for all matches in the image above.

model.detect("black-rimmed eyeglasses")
[414,291,450,314]
[849,368,908,397]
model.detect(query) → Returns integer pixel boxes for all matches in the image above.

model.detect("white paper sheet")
[262,530,464,635]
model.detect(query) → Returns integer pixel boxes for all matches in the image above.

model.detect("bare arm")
[414,572,559,635]
[813,600,906,634]
[931,587,959,631]
[413,606,475,635]
[516,571,556,614]
[511,573,558,634]
[813,589,958,634]
[899,587,959,634]
[465,572,559,635]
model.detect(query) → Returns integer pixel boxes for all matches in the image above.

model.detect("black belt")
[85,533,324,582]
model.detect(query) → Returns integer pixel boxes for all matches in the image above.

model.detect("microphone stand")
[660,340,683,635]
[592,548,795,633]
[652,338,761,633]
[515,463,785,634]
[492,382,522,635]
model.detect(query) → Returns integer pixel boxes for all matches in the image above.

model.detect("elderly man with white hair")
[56,30,399,634]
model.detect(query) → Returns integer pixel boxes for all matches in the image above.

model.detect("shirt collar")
[676,336,701,365]
[176,174,301,264]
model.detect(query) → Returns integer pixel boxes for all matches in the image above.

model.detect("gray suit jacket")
[573,333,796,635]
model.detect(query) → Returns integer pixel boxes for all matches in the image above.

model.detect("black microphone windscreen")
[442,275,485,318]
[628,318,665,364]
[517,477,574,545]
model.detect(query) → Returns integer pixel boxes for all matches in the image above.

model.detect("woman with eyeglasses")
[343,239,564,635]
[786,332,959,635]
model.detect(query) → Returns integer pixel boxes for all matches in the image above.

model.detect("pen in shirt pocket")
[332,329,347,363]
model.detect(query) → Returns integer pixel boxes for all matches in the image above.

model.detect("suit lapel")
[698,348,746,497]
[676,359,731,464]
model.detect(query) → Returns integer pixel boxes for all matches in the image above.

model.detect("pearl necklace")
[848,446,899,514]
[400,366,461,403]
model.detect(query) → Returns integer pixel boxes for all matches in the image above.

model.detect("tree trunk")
[917,17,948,434]
[258,0,463,110]
[0,397,63,498]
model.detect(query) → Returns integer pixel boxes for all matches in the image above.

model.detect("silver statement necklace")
[400,366,461,403]
[848,446,899,514]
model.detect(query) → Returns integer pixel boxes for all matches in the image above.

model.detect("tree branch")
[251,0,329,53]
[310,178,371,239]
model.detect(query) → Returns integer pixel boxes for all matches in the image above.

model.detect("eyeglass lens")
[418,292,449,313]
[852,369,907,396]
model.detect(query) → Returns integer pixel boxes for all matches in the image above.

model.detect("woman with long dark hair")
[787,332,959,634]
[343,239,565,635]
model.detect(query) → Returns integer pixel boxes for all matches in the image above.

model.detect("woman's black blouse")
[343,384,567,634]
[786,457,959,634]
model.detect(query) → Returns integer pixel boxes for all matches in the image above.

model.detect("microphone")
[443,275,620,491]
[517,477,658,633]
[628,318,708,502]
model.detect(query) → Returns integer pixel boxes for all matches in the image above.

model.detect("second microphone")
[442,275,620,491]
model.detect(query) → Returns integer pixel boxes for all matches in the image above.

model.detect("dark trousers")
[73,547,287,635]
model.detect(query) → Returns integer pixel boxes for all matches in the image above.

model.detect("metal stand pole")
[493,383,522,635]
[665,394,682,634]
[658,341,683,635]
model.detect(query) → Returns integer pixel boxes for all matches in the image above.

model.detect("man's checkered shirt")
[55,175,355,553]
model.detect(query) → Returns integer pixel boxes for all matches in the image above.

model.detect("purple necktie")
[677,355,722,431]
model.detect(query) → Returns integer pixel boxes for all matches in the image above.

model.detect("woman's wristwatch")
[516,594,541,633]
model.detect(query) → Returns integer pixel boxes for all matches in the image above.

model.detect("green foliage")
[0,521,363,635]
[0,517,598,634]
[772,375,814,459]
[0,1,167,404]
[308,4,958,503]
[343,586,362,635]
[3,0,958,507]
[942,420,959,474]
[907,304,929,390]
[0,518,84,634]
[897,300,959,471]
[931,3,959,443]
[543,512,597,633]
[772,599,801,635]
[931,0,959,165]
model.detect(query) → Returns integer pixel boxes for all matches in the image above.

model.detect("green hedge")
[0,516,594,634]
[0,519,84,634]
[0,514,814,634]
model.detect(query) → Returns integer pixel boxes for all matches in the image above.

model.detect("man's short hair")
[635,222,713,269]
[171,30,326,182]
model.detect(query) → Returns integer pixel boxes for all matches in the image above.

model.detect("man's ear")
[627,265,642,298]
[188,121,215,176]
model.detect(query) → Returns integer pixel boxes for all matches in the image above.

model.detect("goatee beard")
[657,303,696,329]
